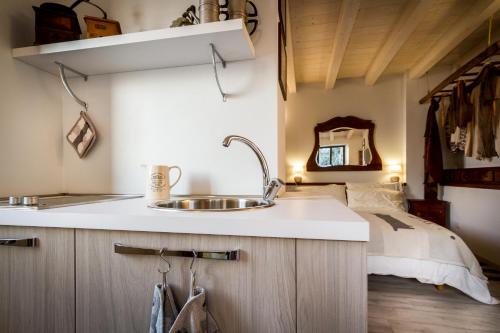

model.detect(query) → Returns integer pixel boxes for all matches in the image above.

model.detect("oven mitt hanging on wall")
[66,111,97,158]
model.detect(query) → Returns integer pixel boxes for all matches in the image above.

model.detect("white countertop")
[0,197,369,241]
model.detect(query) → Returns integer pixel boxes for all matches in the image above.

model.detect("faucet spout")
[222,135,282,200]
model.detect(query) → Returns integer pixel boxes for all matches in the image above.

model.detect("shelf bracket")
[55,61,89,111]
[209,43,227,102]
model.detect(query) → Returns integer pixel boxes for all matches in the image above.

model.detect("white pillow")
[289,184,347,205]
[347,188,405,211]
[346,182,401,191]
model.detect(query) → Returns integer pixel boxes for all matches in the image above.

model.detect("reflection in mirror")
[306,116,382,171]
[316,128,372,167]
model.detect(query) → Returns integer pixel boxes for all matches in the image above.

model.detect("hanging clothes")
[444,86,458,151]
[439,96,449,128]
[457,80,474,127]
[468,86,481,158]
[446,81,473,153]
[424,98,443,184]
[477,64,500,159]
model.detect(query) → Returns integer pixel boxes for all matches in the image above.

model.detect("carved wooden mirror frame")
[306,116,382,171]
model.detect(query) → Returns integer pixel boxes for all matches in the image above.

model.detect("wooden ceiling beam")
[364,0,433,86]
[409,0,500,79]
[324,0,360,89]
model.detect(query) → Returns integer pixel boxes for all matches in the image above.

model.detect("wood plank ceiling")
[289,0,500,88]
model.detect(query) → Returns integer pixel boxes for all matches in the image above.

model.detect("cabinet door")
[0,226,75,333]
[76,230,296,333]
[297,240,367,333]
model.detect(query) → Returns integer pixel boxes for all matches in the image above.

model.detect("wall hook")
[56,61,89,111]
[209,43,227,102]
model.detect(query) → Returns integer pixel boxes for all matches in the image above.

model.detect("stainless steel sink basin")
[149,196,275,212]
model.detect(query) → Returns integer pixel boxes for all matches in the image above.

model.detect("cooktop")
[0,194,142,210]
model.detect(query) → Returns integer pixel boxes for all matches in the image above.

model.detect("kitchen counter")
[0,196,369,331]
[0,196,369,241]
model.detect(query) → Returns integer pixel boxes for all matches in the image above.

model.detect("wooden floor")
[368,275,500,333]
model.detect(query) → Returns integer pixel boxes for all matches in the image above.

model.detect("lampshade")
[388,164,402,172]
[292,164,304,174]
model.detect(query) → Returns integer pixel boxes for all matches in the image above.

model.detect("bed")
[282,183,498,305]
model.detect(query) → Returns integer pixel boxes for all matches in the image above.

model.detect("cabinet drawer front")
[0,226,75,333]
[297,240,367,333]
[411,210,446,227]
[76,230,296,333]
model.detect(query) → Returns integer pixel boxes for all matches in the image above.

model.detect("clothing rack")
[114,243,240,261]
[419,41,500,104]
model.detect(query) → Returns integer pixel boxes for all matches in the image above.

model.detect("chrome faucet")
[222,135,284,201]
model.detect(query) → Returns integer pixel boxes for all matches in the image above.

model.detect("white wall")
[0,0,63,196]
[443,187,500,265]
[61,0,281,196]
[285,76,405,183]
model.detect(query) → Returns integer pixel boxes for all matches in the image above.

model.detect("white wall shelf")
[12,19,255,77]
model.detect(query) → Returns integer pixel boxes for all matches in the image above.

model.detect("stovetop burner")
[0,193,142,210]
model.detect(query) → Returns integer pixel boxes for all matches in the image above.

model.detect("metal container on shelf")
[32,2,82,45]
[227,0,247,20]
[199,0,228,23]
[227,0,259,35]
[83,1,122,39]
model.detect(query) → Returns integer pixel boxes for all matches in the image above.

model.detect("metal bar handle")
[56,61,89,111]
[0,238,37,247]
[114,243,239,261]
[209,43,227,102]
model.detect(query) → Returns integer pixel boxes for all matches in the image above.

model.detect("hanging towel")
[66,111,97,158]
[424,98,443,184]
[149,283,179,333]
[169,286,220,333]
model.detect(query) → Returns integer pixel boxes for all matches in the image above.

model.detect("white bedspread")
[358,208,498,305]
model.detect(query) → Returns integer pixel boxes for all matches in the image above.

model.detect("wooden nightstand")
[407,199,450,228]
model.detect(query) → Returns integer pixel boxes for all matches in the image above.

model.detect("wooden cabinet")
[0,226,75,333]
[75,230,296,333]
[407,199,450,228]
[0,226,367,333]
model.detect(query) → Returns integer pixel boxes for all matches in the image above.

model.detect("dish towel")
[149,283,179,333]
[149,284,220,333]
[169,286,220,333]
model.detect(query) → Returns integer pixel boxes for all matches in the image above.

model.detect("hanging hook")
[159,247,171,289]
[189,250,198,298]
[189,249,198,272]
[56,61,89,112]
[159,248,171,270]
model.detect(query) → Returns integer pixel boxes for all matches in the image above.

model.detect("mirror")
[307,116,382,171]
[317,128,371,167]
